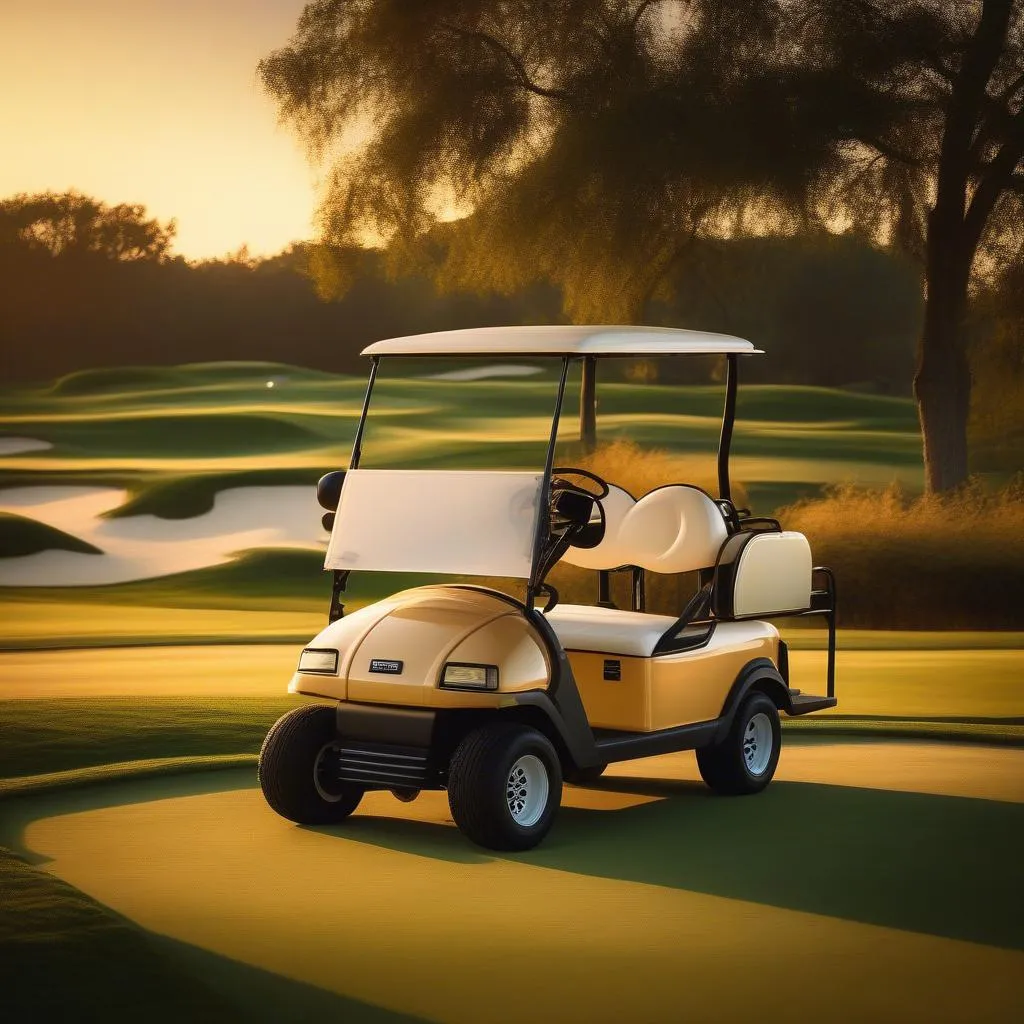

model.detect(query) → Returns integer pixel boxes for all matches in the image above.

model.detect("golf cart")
[258,326,837,851]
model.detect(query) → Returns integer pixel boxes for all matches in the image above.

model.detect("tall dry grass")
[569,439,748,508]
[778,477,1024,629]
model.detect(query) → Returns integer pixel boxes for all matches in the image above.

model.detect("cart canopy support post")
[580,355,597,453]
[718,353,738,502]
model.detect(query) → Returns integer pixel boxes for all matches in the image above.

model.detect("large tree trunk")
[914,311,971,493]
[912,0,1015,493]
[915,209,973,493]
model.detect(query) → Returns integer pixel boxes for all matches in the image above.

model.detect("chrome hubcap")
[743,713,773,776]
[506,754,549,827]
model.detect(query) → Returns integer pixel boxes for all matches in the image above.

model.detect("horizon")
[1,0,317,260]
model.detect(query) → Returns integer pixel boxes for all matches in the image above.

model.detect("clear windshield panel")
[326,469,543,577]
[356,356,579,471]
[327,356,576,581]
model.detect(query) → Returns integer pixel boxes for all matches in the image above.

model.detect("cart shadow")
[320,776,1024,951]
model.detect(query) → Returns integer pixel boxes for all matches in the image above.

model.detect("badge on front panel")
[369,659,404,675]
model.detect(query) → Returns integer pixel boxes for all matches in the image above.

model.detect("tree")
[787,1,1024,492]
[260,1,1024,488]
[0,191,175,261]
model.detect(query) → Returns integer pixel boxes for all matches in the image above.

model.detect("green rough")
[0,512,101,557]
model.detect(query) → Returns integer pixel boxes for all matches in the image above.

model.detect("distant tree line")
[1,190,931,392]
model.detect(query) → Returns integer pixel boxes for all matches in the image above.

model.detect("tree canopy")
[261,0,1024,490]
[0,191,176,262]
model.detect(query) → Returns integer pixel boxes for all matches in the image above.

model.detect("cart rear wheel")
[447,722,562,851]
[259,705,364,824]
[697,692,781,795]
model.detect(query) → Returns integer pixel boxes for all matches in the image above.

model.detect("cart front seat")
[543,604,680,658]
[546,483,731,656]
[560,483,729,576]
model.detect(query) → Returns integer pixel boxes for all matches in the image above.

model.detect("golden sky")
[0,0,318,259]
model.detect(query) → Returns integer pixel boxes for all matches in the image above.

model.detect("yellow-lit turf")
[1,601,324,650]
[8,743,1023,1024]
[2,644,1022,720]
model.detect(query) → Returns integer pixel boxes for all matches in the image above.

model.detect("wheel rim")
[313,742,344,802]
[743,713,773,776]
[506,754,549,827]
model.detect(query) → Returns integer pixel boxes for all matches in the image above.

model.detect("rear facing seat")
[546,482,813,655]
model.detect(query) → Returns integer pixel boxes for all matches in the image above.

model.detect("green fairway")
[1,361,925,517]
[0,696,300,781]
[1,635,1021,786]
[3,749,1020,1024]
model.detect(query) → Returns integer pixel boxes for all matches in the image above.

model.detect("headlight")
[297,648,339,674]
[440,663,498,690]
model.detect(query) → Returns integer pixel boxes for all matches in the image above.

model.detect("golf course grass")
[0,636,1021,788]
[2,359,1019,1022]
[0,841,422,1022]
[0,511,101,558]
[1,362,926,517]
[2,747,1021,1023]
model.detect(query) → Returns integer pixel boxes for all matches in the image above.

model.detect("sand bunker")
[0,485,324,586]
[0,437,53,455]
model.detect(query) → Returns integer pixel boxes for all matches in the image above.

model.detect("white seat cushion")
[543,604,677,657]
[561,484,728,574]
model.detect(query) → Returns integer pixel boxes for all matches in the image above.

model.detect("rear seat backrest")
[562,484,729,574]
[714,531,813,619]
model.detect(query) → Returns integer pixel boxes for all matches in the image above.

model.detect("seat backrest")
[713,531,812,619]
[562,484,729,574]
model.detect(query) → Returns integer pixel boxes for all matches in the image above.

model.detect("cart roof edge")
[362,325,763,357]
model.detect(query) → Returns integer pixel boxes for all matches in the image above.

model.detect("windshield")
[355,356,579,471]
[324,353,734,609]
[325,356,578,583]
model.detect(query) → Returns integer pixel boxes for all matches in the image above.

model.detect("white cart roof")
[362,325,762,357]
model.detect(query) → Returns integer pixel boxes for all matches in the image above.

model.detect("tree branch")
[936,0,1014,201]
[438,23,569,102]
[856,134,924,168]
[963,106,1024,253]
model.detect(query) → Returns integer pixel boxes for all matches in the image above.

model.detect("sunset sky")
[1,0,319,259]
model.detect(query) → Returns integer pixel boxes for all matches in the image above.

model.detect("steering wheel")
[550,466,610,501]
[547,467,610,550]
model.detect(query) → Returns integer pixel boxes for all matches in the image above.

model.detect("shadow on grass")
[5,767,1022,952]
[0,845,426,1024]
[326,777,1024,952]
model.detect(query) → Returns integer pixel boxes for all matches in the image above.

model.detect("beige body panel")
[290,586,549,708]
[290,585,778,730]
[568,621,779,732]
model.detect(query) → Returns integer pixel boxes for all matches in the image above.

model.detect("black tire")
[696,691,781,796]
[259,704,364,825]
[565,763,607,786]
[447,722,563,851]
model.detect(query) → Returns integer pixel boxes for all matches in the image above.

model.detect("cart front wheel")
[259,704,364,824]
[696,691,781,795]
[447,722,562,851]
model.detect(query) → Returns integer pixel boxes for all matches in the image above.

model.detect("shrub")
[777,478,1024,629]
